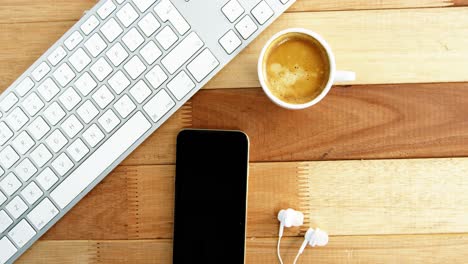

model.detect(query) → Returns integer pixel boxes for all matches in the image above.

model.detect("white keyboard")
[0,0,295,262]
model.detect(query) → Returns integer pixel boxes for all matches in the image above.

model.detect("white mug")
[258,28,356,110]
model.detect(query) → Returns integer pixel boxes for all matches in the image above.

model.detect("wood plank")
[41,162,305,240]
[2,8,468,91]
[2,1,468,25]
[19,235,468,263]
[208,7,468,88]
[0,0,95,23]
[190,84,468,163]
[43,158,468,240]
[289,0,468,12]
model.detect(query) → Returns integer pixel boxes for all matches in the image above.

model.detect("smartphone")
[173,129,250,264]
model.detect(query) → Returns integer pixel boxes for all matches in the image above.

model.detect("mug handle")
[334,71,356,83]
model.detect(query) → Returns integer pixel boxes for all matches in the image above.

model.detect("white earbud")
[298,228,329,254]
[277,208,304,238]
[276,208,304,264]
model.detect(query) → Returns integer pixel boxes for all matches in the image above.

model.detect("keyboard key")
[61,115,84,138]
[138,13,160,37]
[98,109,121,133]
[0,92,19,112]
[219,30,242,54]
[22,92,45,116]
[77,101,99,124]
[32,62,51,82]
[187,49,220,82]
[30,144,53,168]
[83,124,105,147]
[81,15,100,35]
[91,58,113,81]
[51,153,74,176]
[27,198,59,230]
[6,196,28,219]
[12,131,35,155]
[64,31,84,50]
[106,43,129,67]
[85,33,107,58]
[0,237,17,263]
[167,70,195,100]
[145,65,167,89]
[43,102,66,125]
[75,72,98,96]
[235,15,258,39]
[93,85,115,109]
[140,41,162,65]
[21,182,43,205]
[0,173,21,196]
[28,117,50,140]
[251,0,274,25]
[130,80,152,103]
[114,95,136,118]
[51,111,151,209]
[117,3,139,27]
[16,77,34,97]
[15,158,37,181]
[108,71,131,94]
[6,107,29,131]
[0,147,19,169]
[123,28,145,52]
[143,89,175,122]
[8,219,36,248]
[47,46,67,66]
[67,139,89,162]
[97,0,116,19]
[0,211,13,233]
[161,32,204,74]
[156,26,178,50]
[155,0,190,35]
[59,87,81,111]
[37,78,60,102]
[101,18,123,42]
[222,0,244,23]
[36,168,58,190]
[54,63,76,87]
[69,48,92,72]
[45,129,68,153]
[124,56,146,79]
[132,0,157,12]
[0,122,13,146]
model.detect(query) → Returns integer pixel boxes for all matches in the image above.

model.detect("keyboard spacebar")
[51,112,151,209]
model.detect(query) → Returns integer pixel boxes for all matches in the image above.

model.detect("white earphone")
[277,208,304,237]
[277,208,328,264]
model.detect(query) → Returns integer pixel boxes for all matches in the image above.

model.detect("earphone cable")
[277,225,284,264]
[292,250,301,264]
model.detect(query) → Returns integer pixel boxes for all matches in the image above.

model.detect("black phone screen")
[173,130,249,264]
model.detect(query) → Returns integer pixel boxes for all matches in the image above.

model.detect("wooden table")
[1,0,468,263]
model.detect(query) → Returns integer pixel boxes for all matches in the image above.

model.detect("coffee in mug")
[258,28,356,110]
[262,32,330,104]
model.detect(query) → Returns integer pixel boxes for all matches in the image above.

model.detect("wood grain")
[42,162,305,240]
[2,0,468,24]
[2,8,468,91]
[19,235,468,263]
[42,158,468,241]
[191,84,468,163]
[208,7,468,88]
[0,0,96,23]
